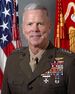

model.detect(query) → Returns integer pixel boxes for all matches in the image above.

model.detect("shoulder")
[5,47,29,70]
[55,48,75,68]
[56,48,75,70]
[10,46,28,57]
[6,46,29,63]
[13,46,28,54]
[56,48,75,57]
[55,48,75,75]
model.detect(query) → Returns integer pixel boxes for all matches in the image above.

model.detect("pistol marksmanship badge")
[41,57,64,84]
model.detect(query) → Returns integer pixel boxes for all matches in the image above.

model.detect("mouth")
[30,34,41,38]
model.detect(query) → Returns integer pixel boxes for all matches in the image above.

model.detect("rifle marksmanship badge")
[41,57,64,84]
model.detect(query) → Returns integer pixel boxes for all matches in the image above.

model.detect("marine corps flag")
[54,0,75,52]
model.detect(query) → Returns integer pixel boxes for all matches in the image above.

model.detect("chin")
[30,41,42,47]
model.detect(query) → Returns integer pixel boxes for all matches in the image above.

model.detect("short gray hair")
[23,2,49,16]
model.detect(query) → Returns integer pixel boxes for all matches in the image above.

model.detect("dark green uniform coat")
[1,42,75,94]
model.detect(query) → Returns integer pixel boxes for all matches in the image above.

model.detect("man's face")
[23,9,51,47]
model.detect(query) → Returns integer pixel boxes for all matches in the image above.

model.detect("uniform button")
[28,85,33,90]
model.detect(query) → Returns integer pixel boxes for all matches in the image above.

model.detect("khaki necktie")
[30,57,38,72]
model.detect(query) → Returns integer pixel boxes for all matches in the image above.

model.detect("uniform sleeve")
[1,60,11,94]
[68,57,75,94]
[64,54,75,94]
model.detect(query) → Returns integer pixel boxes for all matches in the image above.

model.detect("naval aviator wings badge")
[41,57,64,84]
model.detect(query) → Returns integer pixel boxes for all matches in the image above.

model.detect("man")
[1,2,75,94]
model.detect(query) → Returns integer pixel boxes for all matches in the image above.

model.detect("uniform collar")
[29,48,45,62]
[29,41,49,62]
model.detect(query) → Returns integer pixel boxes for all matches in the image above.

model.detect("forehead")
[23,9,48,19]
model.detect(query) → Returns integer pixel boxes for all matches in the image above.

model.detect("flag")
[54,0,75,52]
[0,0,21,93]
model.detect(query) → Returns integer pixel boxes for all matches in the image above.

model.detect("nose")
[33,24,39,32]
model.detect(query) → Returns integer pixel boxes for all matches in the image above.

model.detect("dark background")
[18,0,56,46]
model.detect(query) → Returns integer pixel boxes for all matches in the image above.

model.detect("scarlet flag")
[0,0,21,93]
[54,0,75,52]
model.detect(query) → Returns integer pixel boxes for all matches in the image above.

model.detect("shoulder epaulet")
[61,48,72,54]
[11,47,27,55]
[57,48,72,55]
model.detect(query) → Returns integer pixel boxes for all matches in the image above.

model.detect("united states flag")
[0,0,21,93]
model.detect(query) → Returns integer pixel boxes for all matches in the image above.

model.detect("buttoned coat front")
[1,42,75,94]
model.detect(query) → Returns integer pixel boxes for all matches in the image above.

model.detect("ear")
[22,23,25,36]
[22,23,24,32]
[49,23,51,29]
[48,21,51,32]
[22,26,28,40]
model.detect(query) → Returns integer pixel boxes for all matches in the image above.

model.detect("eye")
[37,22,44,26]
[27,22,33,26]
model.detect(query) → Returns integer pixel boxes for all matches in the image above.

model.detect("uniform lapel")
[19,48,33,80]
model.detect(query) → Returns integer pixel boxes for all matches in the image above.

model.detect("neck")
[29,41,49,55]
